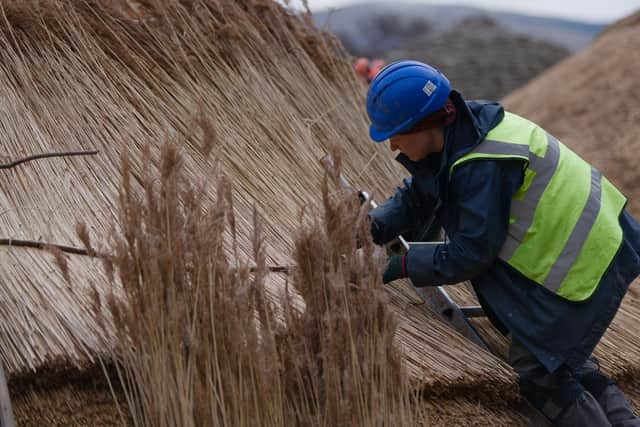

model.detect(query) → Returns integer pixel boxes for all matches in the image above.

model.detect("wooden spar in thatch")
[0,0,519,405]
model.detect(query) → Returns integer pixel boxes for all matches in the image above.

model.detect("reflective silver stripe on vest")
[499,134,561,260]
[466,139,530,158]
[543,167,602,292]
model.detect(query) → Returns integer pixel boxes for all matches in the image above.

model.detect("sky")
[285,0,640,23]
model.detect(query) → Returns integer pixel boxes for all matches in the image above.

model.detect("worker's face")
[388,128,444,161]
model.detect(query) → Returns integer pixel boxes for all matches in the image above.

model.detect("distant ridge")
[384,16,571,100]
[313,2,605,52]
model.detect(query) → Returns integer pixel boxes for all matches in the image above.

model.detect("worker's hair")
[400,95,456,134]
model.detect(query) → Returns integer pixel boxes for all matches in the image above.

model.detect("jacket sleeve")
[406,159,524,286]
[368,176,435,245]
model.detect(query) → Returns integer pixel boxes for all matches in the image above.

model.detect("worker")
[366,60,640,426]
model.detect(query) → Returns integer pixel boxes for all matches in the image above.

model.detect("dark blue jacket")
[370,91,640,373]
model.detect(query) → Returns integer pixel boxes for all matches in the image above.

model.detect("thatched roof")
[0,0,520,424]
[4,0,639,424]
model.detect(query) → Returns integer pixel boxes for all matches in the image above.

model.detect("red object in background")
[353,57,386,83]
[354,57,370,80]
[368,59,385,81]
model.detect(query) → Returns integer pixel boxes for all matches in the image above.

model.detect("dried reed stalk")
[103,138,422,425]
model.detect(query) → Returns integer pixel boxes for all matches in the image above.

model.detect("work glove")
[382,254,408,284]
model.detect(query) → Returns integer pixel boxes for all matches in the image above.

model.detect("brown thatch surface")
[0,0,515,416]
[387,281,516,401]
[14,374,639,427]
[418,398,526,426]
[12,382,126,426]
[12,382,527,427]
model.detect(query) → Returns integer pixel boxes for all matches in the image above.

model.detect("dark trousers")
[509,338,640,426]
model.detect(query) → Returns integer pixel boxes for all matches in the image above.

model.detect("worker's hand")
[382,254,408,284]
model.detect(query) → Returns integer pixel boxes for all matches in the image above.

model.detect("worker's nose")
[389,140,399,152]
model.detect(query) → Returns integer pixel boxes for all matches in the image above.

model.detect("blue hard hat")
[366,60,451,142]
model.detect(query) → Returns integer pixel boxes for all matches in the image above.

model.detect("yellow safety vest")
[449,112,626,301]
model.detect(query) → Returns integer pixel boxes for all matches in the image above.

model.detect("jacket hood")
[459,93,504,147]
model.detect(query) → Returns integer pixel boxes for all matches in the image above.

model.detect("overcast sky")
[288,0,639,23]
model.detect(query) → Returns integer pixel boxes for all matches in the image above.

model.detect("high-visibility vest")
[449,112,627,301]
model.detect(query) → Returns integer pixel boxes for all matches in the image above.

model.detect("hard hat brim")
[369,125,395,143]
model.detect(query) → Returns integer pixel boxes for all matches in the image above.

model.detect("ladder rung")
[460,306,485,318]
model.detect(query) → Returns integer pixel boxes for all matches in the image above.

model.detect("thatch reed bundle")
[12,381,126,426]
[417,397,527,426]
[385,281,516,401]
[0,245,115,374]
